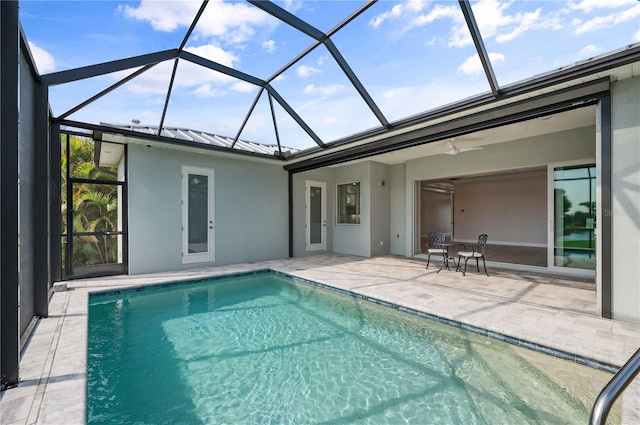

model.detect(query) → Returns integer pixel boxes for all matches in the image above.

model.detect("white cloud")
[407,0,428,13]
[120,0,277,44]
[574,4,640,34]
[125,61,175,94]
[296,64,320,78]
[568,0,637,13]
[634,30,640,42]
[578,45,602,58]
[196,1,278,44]
[458,52,505,75]
[123,43,240,95]
[230,81,256,93]
[413,4,461,26]
[118,1,200,32]
[28,42,55,74]
[370,4,405,28]
[262,40,276,53]
[413,4,468,47]
[303,84,344,96]
[371,1,468,47]
[185,44,239,68]
[470,0,545,44]
[193,83,225,98]
[495,8,541,43]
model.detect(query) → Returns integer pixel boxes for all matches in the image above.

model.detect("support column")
[34,82,50,317]
[600,95,612,319]
[1,0,20,390]
[50,124,62,283]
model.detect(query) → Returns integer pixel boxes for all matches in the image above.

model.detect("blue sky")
[20,0,640,150]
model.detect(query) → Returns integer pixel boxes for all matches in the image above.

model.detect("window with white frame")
[337,182,360,224]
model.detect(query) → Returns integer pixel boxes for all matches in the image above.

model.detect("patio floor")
[2,254,639,424]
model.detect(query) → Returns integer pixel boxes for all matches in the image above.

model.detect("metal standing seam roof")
[105,123,298,157]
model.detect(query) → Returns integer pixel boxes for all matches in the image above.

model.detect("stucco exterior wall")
[127,144,289,274]
[293,161,392,258]
[609,76,640,322]
[332,162,371,256]
[370,161,391,256]
[390,164,407,255]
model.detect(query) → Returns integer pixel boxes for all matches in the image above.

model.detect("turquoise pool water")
[87,272,605,424]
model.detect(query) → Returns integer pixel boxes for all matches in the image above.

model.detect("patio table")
[436,241,465,272]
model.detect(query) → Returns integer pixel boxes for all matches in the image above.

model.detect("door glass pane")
[72,234,120,266]
[188,173,209,253]
[310,186,322,244]
[554,165,596,270]
[71,183,119,233]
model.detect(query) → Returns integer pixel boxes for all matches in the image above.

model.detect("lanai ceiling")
[20,0,640,159]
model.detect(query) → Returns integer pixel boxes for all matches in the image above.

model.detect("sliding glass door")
[549,163,596,273]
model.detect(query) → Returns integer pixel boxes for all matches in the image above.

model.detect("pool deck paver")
[1,254,639,424]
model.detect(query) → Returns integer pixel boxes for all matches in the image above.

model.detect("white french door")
[305,180,327,251]
[182,166,215,264]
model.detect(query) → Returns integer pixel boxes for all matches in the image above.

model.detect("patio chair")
[425,232,448,271]
[456,234,489,276]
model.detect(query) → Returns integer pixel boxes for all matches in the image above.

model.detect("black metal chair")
[456,234,489,276]
[425,232,448,271]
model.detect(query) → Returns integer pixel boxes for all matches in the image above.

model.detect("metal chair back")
[473,234,488,254]
[428,232,447,250]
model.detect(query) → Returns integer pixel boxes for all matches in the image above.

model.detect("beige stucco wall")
[452,170,547,246]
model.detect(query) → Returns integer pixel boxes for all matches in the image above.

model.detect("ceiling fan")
[445,138,483,155]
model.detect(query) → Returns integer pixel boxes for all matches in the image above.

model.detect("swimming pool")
[87,271,612,424]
